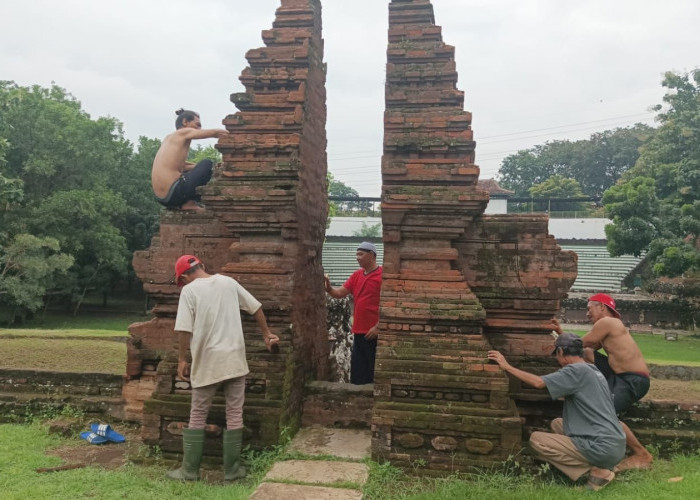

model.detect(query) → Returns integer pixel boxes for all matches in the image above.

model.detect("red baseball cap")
[175,255,202,287]
[588,293,621,319]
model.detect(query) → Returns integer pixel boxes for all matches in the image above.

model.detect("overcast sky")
[2,0,698,197]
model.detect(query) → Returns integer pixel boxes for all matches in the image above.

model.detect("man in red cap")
[556,293,653,471]
[166,255,279,482]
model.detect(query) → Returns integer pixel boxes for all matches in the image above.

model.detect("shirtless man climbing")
[554,293,653,472]
[151,108,228,212]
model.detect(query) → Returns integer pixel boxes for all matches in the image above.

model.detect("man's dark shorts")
[155,159,213,208]
[594,351,650,413]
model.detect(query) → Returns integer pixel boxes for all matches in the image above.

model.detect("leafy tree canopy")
[498,123,654,197]
[0,81,162,316]
[352,222,382,238]
[0,233,74,317]
[603,70,700,278]
[528,175,585,198]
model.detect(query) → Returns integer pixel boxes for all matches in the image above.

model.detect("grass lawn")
[3,311,149,332]
[0,338,126,374]
[1,423,698,500]
[566,329,700,367]
[0,424,252,500]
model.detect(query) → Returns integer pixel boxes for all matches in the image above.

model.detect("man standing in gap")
[325,242,382,384]
[166,255,279,482]
[488,334,625,491]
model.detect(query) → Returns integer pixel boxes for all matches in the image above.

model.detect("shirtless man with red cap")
[554,293,653,471]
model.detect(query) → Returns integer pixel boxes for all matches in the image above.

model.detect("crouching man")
[488,333,625,491]
[166,255,279,482]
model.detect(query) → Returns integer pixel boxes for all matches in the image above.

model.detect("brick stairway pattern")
[372,0,577,473]
[127,0,329,455]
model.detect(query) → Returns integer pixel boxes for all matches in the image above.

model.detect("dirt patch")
[644,378,700,402]
[46,422,143,470]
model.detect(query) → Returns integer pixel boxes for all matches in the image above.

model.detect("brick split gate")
[126,0,578,474]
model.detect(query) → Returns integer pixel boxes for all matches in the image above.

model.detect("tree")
[528,175,585,198]
[498,124,653,197]
[0,81,162,314]
[114,136,162,255]
[0,234,73,321]
[352,222,382,238]
[603,70,700,278]
[188,144,222,164]
[328,172,372,214]
[30,189,129,314]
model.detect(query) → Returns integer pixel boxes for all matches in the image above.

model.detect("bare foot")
[180,200,205,213]
[615,453,653,472]
[586,467,615,491]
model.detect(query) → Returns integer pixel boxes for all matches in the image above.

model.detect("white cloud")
[1,0,698,195]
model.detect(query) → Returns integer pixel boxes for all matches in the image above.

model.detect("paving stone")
[248,482,363,500]
[288,426,371,460]
[265,460,369,485]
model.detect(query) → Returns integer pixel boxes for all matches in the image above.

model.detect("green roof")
[322,241,383,285]
[321,241,642,292]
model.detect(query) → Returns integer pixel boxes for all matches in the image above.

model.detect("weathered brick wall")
[374,0,521,474]
[127,0,328,454]
[0,369,124,421]
[373,0,577,474]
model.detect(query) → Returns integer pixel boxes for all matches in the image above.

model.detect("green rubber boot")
[166,428,205,481]
[223,428,247,482]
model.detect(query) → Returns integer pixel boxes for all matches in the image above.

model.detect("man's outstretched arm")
[324,274,350,299]
[487,350,546,389]
[179,128,229,140]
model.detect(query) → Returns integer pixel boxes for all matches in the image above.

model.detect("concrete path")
[248,425,371,499]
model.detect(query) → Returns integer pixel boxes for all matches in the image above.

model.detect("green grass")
[1,423,699,500]
[632,334,700,366]
[0,423,253,500]
[0,328,127,338]
[0,338,126,373]
[4,311,149,332]
[363,454,700,500]
[567,329,700,367]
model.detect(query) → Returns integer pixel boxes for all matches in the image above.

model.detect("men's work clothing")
[541,362,626,471]
[594,351,650,413]
[175,274,261,388]
[155,159,213,208]
[350,334,377,385]
[189,376,246,430]
[343,265,382,384]
[343,266,382,334]
[530,418,593,481]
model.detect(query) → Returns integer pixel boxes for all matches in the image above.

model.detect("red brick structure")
[126,0,328,454]
[372,0,577,473]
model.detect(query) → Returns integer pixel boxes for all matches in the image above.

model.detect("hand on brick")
[550,317,563,335]
[487,350,510,370]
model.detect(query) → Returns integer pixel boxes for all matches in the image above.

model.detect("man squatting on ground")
[556,293,654,471]
[324,242,382,384]
[166,255,280,482]
[151,109,228,212]
[488,334,625,491]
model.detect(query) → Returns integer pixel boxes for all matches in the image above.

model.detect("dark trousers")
[156,159,213,208]
[351,334,377,385]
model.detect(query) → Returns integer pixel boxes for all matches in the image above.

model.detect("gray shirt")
[542,362,626,469]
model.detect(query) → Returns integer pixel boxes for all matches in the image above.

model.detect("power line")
[327,110,656,160]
